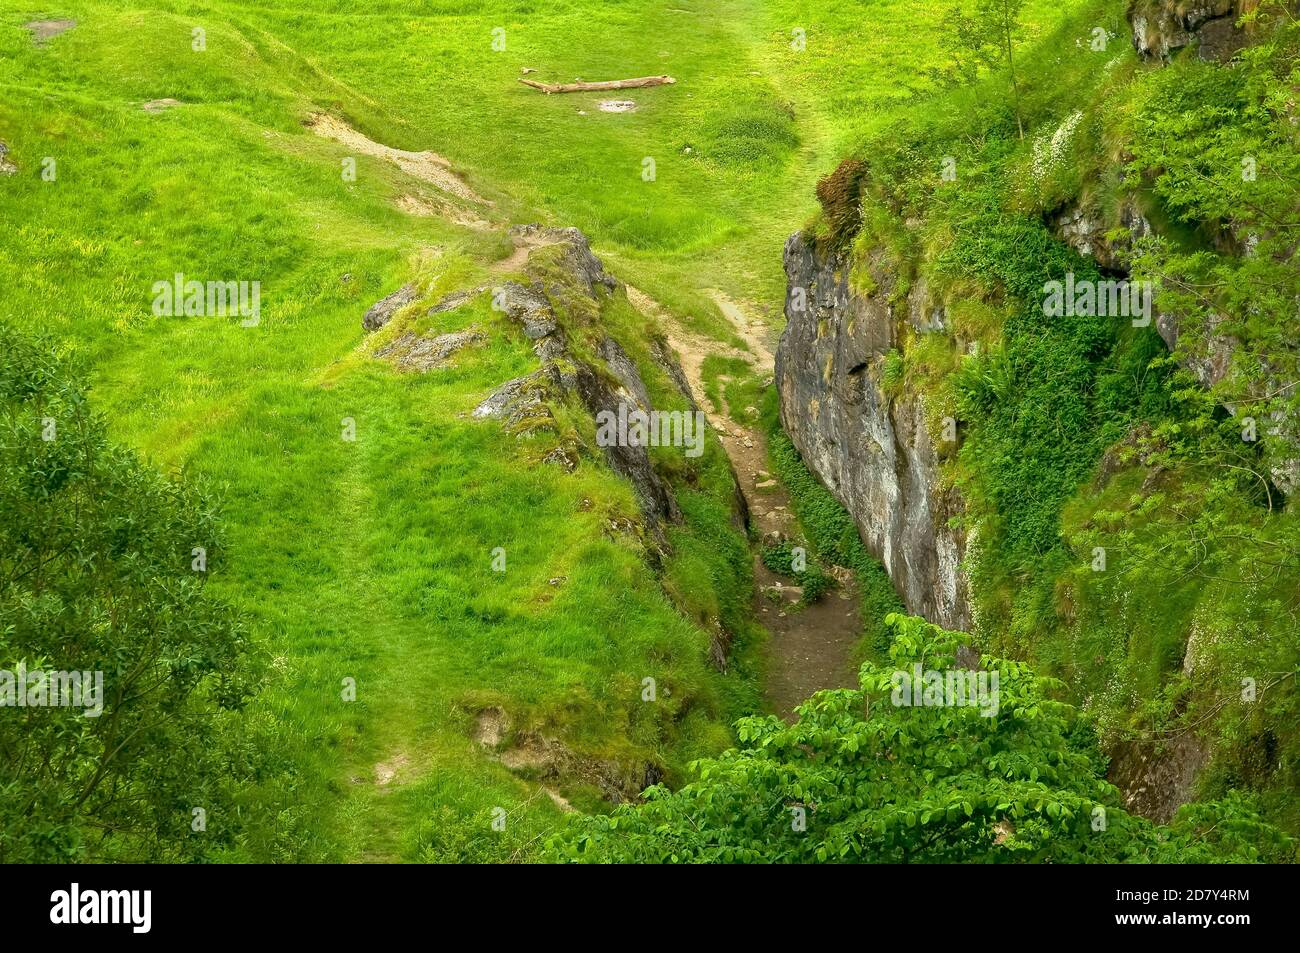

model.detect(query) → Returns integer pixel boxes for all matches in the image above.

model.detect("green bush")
[548,614,1293,863]
[0,329,270,862]
[761,540,834,605]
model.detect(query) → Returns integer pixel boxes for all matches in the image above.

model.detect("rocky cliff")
[1129,0,1247,62]
[775,235,971,632]
[776,2,1295,638]
[773,7,1298,829]
[364,226,701,553]
[1050,188,1296,496]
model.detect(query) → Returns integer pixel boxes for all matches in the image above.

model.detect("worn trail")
[627,286,862,717]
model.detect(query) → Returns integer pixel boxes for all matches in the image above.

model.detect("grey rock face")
[369,227,693,544]
[473,369,556,427]
[1050,196,1237,389]
[1153,309,1235,388]
[1128,0,1241,61]
[597,336,652,410]
[482,230,682,535]
[429,287,485,316]
[1195,14,1251,61]
[494,282,559,341]
[512,224,618,298]
[362,282,419,331]
[376,328,485,371]
[572,359,682,530]
[1049,199,1296,493]
[1051,198,1151,272]
[0,142,15,175]
[1108,732,1209,824]
[775,233,971,631]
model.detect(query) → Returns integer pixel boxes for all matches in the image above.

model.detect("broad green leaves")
[0,329,257,862]
[549,614,1290,863]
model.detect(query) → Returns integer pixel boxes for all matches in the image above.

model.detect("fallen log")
[518,75,676,95]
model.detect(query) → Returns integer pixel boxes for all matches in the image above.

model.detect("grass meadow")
[2,0,1088,860]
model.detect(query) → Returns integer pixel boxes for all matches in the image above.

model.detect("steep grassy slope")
[0,1,767,861]
[793,0,1298,833]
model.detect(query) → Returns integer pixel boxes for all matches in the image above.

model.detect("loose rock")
[362,282,419,331]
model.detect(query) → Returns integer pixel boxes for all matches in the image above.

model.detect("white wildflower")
[1031,110,1083,181]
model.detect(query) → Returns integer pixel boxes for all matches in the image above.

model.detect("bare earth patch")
[373,753,410,786]
[707,289,775,365]
[142,98,182,113]
[474,707,507,747]
[543,787,575,812]
[395,193,438,216]
[598,100,637,113]
[307,114,490,206]
[489,224,566,274]
[395,193,492,230]
[499,746,551,771]
[25,19,77,43]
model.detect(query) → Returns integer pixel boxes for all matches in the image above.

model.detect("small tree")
[0,328,256,861]
[936,0,1027,138]
[549,614,1290,863]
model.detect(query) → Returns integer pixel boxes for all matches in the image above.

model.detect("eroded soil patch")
[26,19,76,43]
[307,113,490,206]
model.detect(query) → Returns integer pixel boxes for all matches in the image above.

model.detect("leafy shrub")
[0,328,265,862]
[548,614,1293,863]
[879,348,905,397]
[761,541,833,605]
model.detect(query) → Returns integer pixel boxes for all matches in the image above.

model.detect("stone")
[362,282,419,331]
[375,328,485,371]
[598,336,652,410]
[1128,0,1237,61]
[493,282,557,340]
[472,370,555,428]
[1050,197,1150,271]
[474,228,682,540]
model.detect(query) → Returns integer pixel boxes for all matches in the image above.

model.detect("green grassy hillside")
[6,0,1288,863]
[803,0,1299,835]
